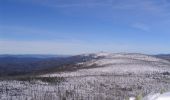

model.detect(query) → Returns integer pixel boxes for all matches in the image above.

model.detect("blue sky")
[0,0,170,54]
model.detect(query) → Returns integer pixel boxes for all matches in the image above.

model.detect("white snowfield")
[1,53,170,100]
[42,53,170,77]
[143,92,170,100]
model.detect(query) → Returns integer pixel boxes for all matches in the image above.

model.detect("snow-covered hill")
[0,52,170,100]
[42,52,170,77]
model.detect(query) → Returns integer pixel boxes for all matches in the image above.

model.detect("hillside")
[0,53,170,100]
[42,52,170,76]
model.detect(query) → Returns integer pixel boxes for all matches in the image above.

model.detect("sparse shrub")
[160,89,166,94]
[136,93,143,100]
[125,96,129,100]
[62,96,66,100]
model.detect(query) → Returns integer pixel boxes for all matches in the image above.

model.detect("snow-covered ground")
[0,53,170,100]
[42,53,170,77]
[143,92,170,100]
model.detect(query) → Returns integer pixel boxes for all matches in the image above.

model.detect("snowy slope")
[42,52,170,77]
[40,53,170,100]
[1,52,170,100]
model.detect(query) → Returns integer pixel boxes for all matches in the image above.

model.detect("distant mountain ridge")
[0,53,170,77]
[0,54,71,76]
[155,54,170,61]
[0,54,94,76]
[0,54,69,58]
